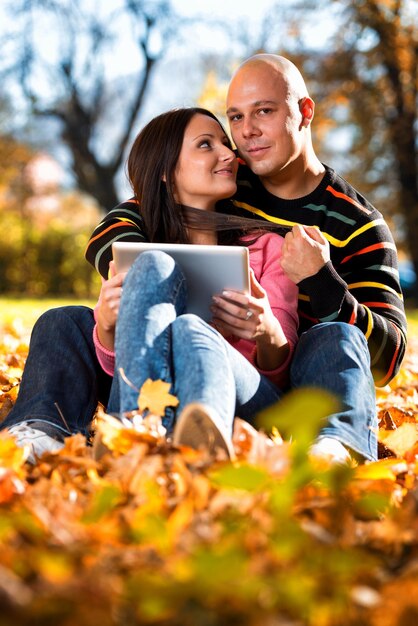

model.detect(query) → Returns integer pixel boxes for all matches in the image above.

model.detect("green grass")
[1,297,418,337]
[0,297,95,328]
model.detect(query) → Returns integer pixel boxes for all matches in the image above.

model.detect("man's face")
[226,64,304,182]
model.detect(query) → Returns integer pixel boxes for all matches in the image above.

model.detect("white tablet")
[112,241,250,322]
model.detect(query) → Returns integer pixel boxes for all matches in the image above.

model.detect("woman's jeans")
[108,251,282,435]
[1,256,378,460]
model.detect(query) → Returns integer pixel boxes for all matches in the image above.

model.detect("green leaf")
[256,386,341,449]
[82,485,122,523]
[210,463,270,492]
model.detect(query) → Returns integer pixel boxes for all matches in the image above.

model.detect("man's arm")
[283,220,407,387]
[85,199,147,278]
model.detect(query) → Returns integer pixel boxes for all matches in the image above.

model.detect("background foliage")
[0,0,416,296]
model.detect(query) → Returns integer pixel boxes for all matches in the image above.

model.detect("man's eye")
[229,114,242,122]
[259,108,272,115]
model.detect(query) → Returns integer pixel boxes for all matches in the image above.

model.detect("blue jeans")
[1,306,112,438]
[291,322,377,461]
[1,278,377,461]
[108,250,282,435]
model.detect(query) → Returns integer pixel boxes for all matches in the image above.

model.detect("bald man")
[5,54,406,465]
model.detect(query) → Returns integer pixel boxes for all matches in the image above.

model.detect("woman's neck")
[180,204,218,245]
[188,230,217,245]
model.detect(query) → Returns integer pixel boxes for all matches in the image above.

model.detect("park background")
[0,0,417,302]
[1,2,418,625]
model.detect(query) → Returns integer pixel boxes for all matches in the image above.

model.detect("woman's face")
[173,114,238,210]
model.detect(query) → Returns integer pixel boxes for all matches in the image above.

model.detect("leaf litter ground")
[1,311,418,626]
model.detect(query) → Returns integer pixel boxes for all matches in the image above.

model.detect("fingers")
[302,225,327,244]
[289,224,326,244]
[211,290,259,330]
[109,260,117,278]
[249,268,265,298]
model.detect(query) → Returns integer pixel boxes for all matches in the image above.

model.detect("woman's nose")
[219,145,236,162]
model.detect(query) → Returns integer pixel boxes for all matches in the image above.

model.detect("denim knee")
[172,313,219,340]
[297,322,369,361]
[31,305,94,337]
[126,250,177,285]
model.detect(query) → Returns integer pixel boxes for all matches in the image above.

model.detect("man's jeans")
[291,322,377,461]
[1,270,377,461]
[108,250,283,435]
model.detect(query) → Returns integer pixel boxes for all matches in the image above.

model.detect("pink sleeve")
[93,305,115,377]
[248,232,299,387]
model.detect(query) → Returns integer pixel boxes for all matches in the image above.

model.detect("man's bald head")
[229,54,309,102]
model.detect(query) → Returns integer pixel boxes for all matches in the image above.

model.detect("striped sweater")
[85,163,407,386]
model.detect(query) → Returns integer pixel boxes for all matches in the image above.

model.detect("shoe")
[173,403,236,460]
[7,421,65,464]
[309,436,352,466]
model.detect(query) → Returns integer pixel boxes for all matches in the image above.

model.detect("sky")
[172,0,279,20]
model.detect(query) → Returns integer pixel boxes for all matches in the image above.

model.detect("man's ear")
[299,97,314,127]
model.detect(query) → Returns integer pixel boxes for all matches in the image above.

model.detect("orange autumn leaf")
[0,431,29,475]
[95,413,158,455]
[137,378,179,417]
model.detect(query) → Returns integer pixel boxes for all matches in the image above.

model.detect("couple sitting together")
[2,54,407,465]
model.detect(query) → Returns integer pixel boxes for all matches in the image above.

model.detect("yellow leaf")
[355,459,406,481]
[96,413,147,455]
[378,422,418,458]
[0,431,29,474]
[138,379,179,417]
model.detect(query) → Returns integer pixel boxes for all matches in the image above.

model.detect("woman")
[94,107,299,459]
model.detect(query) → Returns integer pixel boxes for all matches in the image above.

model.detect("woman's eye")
[198,140,211,148]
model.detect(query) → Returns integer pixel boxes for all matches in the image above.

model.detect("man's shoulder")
[101,198,142,224]
[324,167,380,219]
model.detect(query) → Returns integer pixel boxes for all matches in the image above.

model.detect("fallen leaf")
[138,378,179,417]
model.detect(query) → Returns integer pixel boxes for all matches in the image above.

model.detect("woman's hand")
[96,261,127,351]
[210,269,290,370]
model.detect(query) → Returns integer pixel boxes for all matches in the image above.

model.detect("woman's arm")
[211,270,292,371]
[210,233,299,373]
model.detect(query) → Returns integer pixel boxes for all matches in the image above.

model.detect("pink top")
[93,232,299,388]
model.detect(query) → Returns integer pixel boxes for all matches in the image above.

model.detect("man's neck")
[260,156,325,200]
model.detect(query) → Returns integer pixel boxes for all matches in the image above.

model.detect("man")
[3,54,406,464]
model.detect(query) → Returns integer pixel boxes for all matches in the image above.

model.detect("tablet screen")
[112,241,250,322]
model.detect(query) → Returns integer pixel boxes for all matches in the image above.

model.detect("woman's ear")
[162,173,167,182]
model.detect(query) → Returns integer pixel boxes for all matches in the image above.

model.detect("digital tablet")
[112,241,250,322]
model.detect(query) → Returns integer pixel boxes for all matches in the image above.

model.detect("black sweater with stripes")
[85,163,407,386]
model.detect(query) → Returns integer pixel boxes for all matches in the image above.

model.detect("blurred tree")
[265,0,417,293]
[0,0,185,211]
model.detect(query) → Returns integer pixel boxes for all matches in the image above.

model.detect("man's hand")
[280,224,330,284]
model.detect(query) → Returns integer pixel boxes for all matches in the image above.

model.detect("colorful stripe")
[348,281,403,299]
[341,242,397,264]
[326,185,372,215]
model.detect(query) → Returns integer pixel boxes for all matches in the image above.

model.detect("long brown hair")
[127,107,287,244]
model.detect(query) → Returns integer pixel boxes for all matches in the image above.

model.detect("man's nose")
[242,117,260,138]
